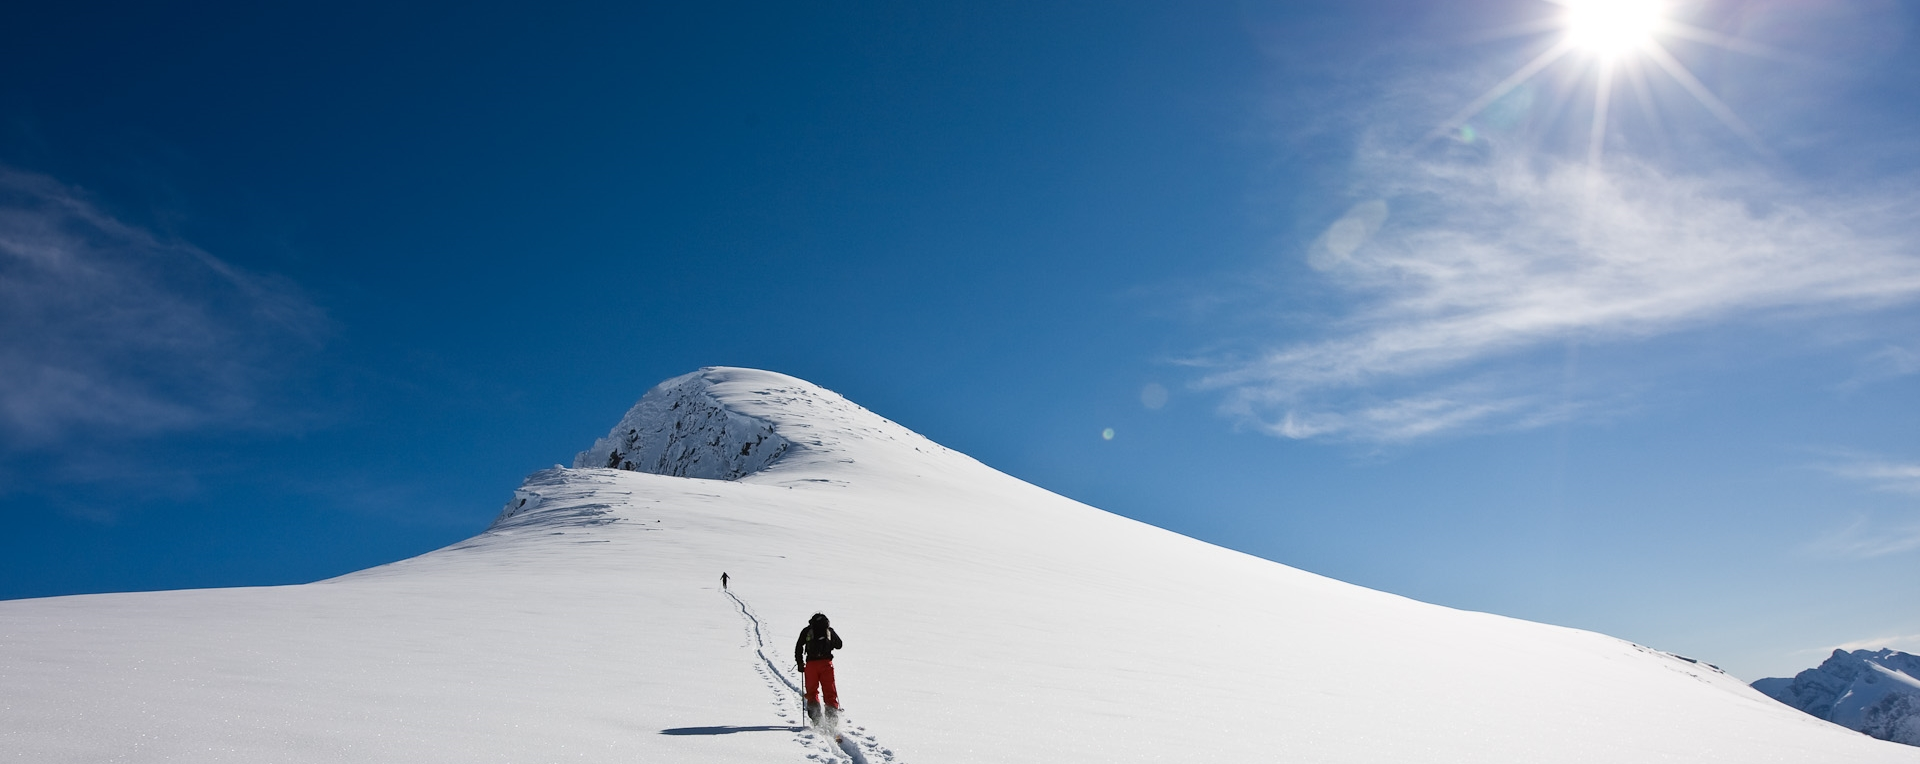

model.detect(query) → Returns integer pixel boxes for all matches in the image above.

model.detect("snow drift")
[3,366,1918,763]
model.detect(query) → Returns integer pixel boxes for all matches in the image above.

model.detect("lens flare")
[1140,383,1169,410]
[1564,0,1664,58]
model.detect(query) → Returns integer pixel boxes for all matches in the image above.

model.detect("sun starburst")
[1425,0,1769,172]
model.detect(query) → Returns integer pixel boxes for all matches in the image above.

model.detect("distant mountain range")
[1755,649,1920,747]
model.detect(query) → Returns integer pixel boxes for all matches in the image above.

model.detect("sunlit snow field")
[3,368,1914,763]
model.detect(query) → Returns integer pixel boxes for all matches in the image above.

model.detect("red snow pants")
[804,659,839,709]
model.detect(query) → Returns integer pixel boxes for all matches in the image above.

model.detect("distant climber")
[794,613,844,735]
[720,572,729,590]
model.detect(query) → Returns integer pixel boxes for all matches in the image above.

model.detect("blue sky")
[2,0,1917,681]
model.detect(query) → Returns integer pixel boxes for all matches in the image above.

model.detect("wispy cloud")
[1787,633,1920,664]
[1200,1,1920,442]
[1805,517,1920,560]
[1836,344,1920,393]
[1797,454,1920,559]
[1832,634,1920,654]
[1819,455,1920,497]
[1197,150,1920,441]
[0,167,325,447]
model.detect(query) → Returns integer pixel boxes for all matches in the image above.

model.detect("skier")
[720,572,729,590]
[794,613,844,734]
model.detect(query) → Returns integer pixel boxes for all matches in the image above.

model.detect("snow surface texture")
[1755,649,1920,747]
[5,366,1919,763]
[572,369,792,479]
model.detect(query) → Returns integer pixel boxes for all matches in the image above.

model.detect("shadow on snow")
[659,725,801,736]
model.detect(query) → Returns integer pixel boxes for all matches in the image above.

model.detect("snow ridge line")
[724,589,900,764]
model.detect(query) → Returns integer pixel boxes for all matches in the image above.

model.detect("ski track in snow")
[726,588,898,764]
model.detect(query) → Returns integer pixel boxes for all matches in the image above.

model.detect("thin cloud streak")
[1201,152,1920,441]
[1833,634,1920,654]
[0,167,324,447]
[1836,345,1920,392]
[1805,527,1920,560]
[1797,455,1920,560]
[1804,514,1920,560]
[1823,457,1920,497]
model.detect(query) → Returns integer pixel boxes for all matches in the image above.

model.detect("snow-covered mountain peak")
[1754,648,1920,747]
[13,367,1920,763]
[571,367,961,484]
[573,368,792,480]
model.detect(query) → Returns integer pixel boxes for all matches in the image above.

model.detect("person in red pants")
[794,612,844,732]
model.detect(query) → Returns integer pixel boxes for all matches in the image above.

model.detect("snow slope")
[1756,649,1920,747]
[4,366,1917,763]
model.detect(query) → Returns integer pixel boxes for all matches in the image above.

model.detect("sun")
[1564,0,1666,59]
[1425,0,1768,169]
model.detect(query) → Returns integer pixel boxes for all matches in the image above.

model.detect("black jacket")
[795,625,843,667]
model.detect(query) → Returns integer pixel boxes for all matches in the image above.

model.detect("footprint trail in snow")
[726,589,901,764]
